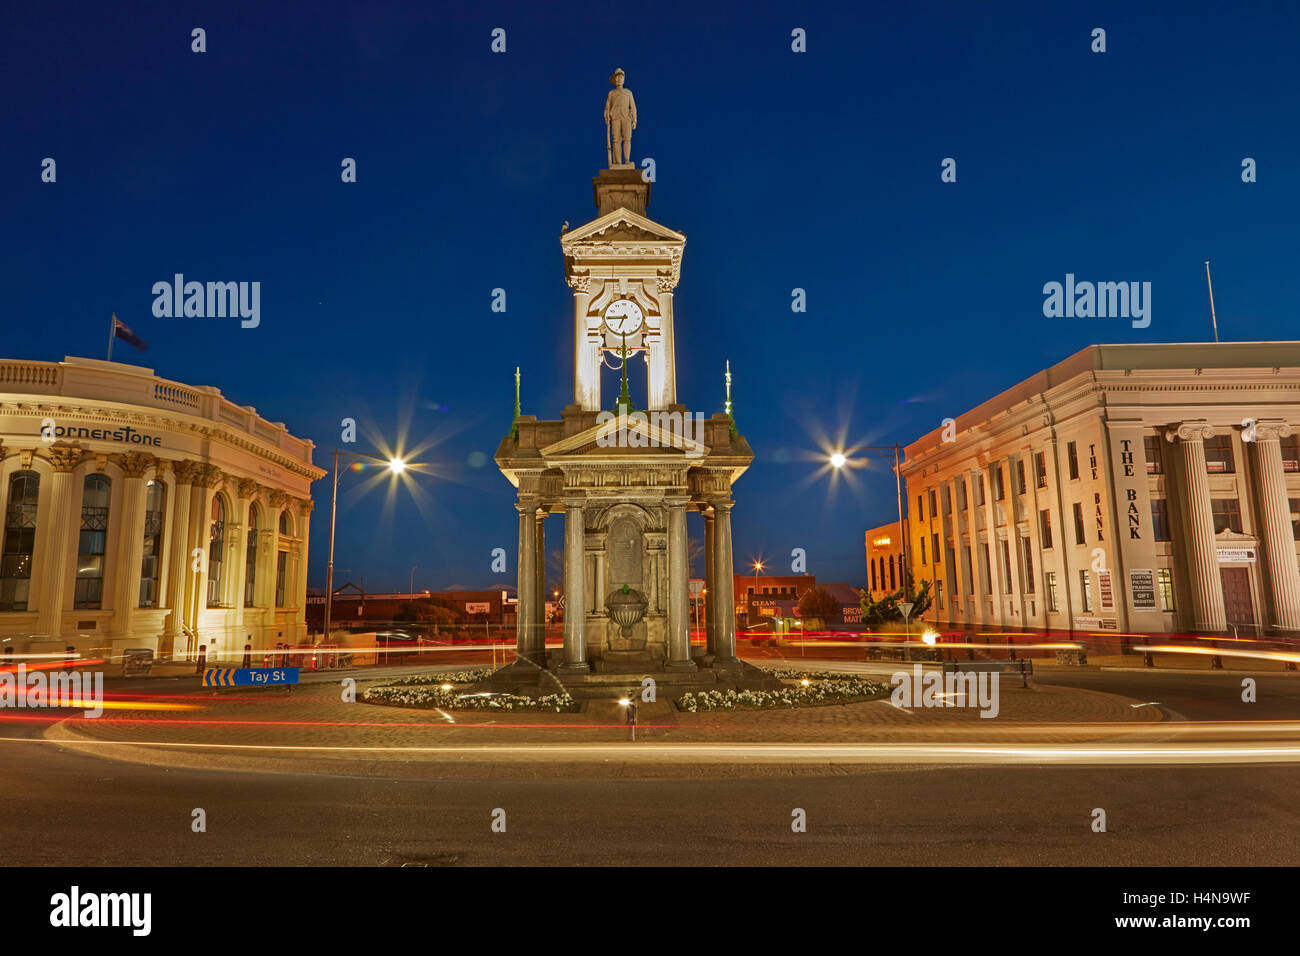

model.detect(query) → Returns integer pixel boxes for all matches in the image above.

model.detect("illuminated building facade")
[900,343,1300,636]
[864,521,906,599]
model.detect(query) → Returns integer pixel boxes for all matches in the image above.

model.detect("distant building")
[864,521,906,598]
[306,587,516,635]
[899,342,1300,636]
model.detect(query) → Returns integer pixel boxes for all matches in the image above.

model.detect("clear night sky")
[5,1,1299,593]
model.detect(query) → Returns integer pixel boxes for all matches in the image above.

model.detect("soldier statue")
[604,68,637,167]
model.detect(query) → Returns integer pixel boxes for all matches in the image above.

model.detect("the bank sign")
[42,421,162,447]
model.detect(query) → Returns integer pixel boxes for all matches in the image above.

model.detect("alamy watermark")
[890,664,999,718]
[152,274,260,328]
[1042,274,1150,328]
[596,404,706,459]
[0,665,103,717]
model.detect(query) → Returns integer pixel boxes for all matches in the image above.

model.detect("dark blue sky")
[5,1,1299,592]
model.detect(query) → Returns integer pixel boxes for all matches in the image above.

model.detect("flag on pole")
[111,314,147,352]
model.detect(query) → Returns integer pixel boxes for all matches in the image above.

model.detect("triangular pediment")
[541,411,708,460]
[561,207,685,248]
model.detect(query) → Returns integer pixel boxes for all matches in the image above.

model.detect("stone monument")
[491,70,776,698]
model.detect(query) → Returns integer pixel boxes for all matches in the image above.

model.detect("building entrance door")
[1219,567,1255,631]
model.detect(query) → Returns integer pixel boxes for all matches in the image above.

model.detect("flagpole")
[107,313,116,362]
[1204,261,1220,343]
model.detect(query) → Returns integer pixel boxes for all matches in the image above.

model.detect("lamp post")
[323,450,408,650]
[410,564,418,594]
[828,444,910,591]
[750,559,764,629]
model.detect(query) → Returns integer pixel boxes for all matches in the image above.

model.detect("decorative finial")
[510,366,521,439]
[724,360,737,437]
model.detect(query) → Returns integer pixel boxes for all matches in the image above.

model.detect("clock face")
[603,299,644,335]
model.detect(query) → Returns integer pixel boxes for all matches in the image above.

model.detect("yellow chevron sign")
[202,668,237,687]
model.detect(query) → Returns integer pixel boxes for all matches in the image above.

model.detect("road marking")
[435,709,455,724]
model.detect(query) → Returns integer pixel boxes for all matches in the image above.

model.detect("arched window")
[75,474,111,609]
[244,504,259,607]
[278,509,291,536]
[207,495,226,606]
[889,554,896,590]
[870,558,877,592]
[0,471,39,611]
[139,480,165,607]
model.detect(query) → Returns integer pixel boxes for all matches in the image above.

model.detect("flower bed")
[361,683,577,712]
[381,668,496,687]
[676,671,890,712]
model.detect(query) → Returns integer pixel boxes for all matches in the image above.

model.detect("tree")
[797,586,841,630]
[394,597,467,628]
[855,579,933,631]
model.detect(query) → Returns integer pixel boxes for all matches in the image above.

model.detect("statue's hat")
[609,68,625,83]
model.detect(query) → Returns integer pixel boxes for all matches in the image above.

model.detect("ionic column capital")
[1252,419,1292,442]
[1166,421,1215,443]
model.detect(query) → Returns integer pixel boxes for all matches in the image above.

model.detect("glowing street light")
[387,457,407,474]
[829,451,847,469]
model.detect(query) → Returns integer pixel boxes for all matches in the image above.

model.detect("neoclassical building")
[0,355,324,662]
[899,342,1300,637]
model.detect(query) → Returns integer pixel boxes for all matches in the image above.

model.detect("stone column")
[711,500,739,665]
[231,479,258,627]
[293,499,313,644]
[162,461,196,653]
[703,506,717,655]
[185,465,223,633]
[559,497,589,671]
[665,496,695,671]
[515,500,539,668]
[534,509,547,666]
[572,282,600,411]
[1167,422,1227,632]
[110,452,154,640]
[35,448,83,640]
[1252,421,1300,631]
[658,287,676,407]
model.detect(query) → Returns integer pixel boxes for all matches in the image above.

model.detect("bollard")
[626,693,638,742]
[242,643,252,669]
[195,644,207,675]
[1143,651,1154,667]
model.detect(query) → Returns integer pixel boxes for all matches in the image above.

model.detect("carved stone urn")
[606,584,648,639]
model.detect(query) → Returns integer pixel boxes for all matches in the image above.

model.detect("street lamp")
[750,559,764,628]
[323,450,410,649]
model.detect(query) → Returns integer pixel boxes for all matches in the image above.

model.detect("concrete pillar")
[704,507,717,655]
[534,509,547,666]
[572,286,600,411]
[515,501,539,667]
[658,289,676,408]
[110,453,154,640]
[162,461,196,654]
[712,500,739,665]
[1168,422,1227,632]
[230,479,258,628]
[185,466,223,633]
[559,498,589,671]
[665,496,695,671]
[35,448,83,640]
[293,500,313,644]
[1253,421,1300,631]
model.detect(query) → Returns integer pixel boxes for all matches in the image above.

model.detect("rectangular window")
[1204,435,1234,473]
[929,489,938,519]
[1073,502,1086,545]
[1022,536,1035,593]
[275,551,288,608]
[1282,436,1300,473]
[1144,435,1163,475]
[1211,498,1243,534]
[920,537,927,565]
[1040,509,1053,549]
[1079,570,1093,613]
[994,466,1005,501]
[980,543,991,595]
[1045,571,1058,612]
[1000,540,1012,593]
[1291,498,1300,540]
[962,546,973,592]
[1067,441,1079,480]
[0,472,40,612]
[1157,568,1175,611]
[1035,451,1048,488]
[958,479,967,511]
[978,475,986,506]
[917,495,925,521]
[74,476,111,610]
[931,533,941,563]
[1151,498,1170,541]
[1016,459,1027,495]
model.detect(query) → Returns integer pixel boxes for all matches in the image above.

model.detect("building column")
[665,496,695,671]
[185,466,223,635]
[161,461,196,654]
[1252,421,1300,631]
[559,498,589,671]
[703,506,717,655]
[711,500,739,665]
[515,500,539,668]
[594,549,606,614]
[35,448,83,640]
[1168,422,1227,632]
[534,508,547,667]
[293,499,313,644]
[572,283,600,411]
[110,452,154,640]
[230,479,258,627]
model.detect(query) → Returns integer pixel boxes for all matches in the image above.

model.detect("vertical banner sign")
[1098,570,1115,611]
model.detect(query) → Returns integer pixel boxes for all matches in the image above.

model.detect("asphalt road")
[3,734,1297,865]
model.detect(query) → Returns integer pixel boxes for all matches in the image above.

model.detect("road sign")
[898,602,914,620]
[203,667,299,688]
